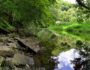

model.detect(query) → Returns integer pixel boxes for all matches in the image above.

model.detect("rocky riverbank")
[0,34,54,70]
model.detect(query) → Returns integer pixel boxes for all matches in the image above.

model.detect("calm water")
[53,49,81,70]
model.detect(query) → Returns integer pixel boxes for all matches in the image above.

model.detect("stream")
[53,49,82,70]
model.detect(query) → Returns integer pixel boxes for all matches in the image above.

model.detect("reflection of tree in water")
[72,45,90,70]
[72,58,88,70]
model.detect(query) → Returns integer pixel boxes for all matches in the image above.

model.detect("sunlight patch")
[63,0,77,4]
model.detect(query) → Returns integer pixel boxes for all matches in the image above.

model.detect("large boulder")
[17,37,40,53]
[0,46,14,57]
[12,53,34,66]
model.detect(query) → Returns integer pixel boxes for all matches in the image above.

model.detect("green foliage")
[0,0,56,32]
[52,0,90,25]
[52,0,79,24]
[76,0,90,9]
[66,23,90,41]
[0,20,14,32]
[87,0,90,7]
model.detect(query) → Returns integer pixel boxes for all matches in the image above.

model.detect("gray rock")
[0,46,14,57]
[6,42,17,49]
[15,64,31,70]
[12,53,34,66]
[0,56,4,66]
[37,67,45,70]
[37,29,53,41]
[15,68,25,70]
[15,67,31,70]
[31,67,45,70]
[17,37,40,53]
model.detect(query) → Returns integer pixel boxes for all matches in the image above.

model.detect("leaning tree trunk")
[76,0,90,9]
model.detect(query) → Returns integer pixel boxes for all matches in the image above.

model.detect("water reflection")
[53,49,81,70]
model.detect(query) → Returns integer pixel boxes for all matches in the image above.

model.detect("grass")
[49,23,90,42]
[48,23,90,55]
[37,23,90,56]
[0,20,15,32]
[66,23,90,41]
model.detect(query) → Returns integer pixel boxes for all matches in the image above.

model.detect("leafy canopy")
[0,0,56,31]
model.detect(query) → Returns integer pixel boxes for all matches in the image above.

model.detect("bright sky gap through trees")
[63,0,77,4]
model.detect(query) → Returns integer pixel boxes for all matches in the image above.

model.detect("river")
[53,49,81,70]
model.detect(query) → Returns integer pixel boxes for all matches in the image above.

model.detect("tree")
[0,0,56,32]
[76,0,90,9]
